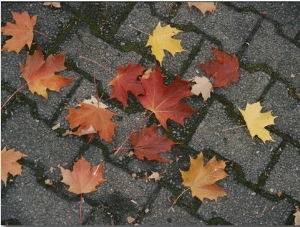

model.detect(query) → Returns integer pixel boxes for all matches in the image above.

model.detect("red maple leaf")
[137,64,197,130]
[200,47,240,88]
[130,125,175,162]
[108,62,146,108]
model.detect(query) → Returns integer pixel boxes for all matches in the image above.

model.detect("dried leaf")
[239,102,277,143]
[294,207,300,225]
[1,147,27,186]
[191,76,213,101]
[146,22,184,65]
[130,125,175,163]
[109,62,146,108]
[43,2,61,8]
[66,96,118,143]
[19,46,74,99]
[188,2,216,16]
[180,152,228,202]
[1,11,37,53]
[200,47,240,88]
[137,64,196,130]
[148,171,161,182]
[60,156,106,194]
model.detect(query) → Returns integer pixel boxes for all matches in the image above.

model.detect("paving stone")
[196,176,293,225]
[1,167,92,225]
[189,100,282,183]
[241,20,300,87]
[1,105,81,181]
[173,3,259,53]
[264,144,300,201]
[262,82,300,141]
[141,187,205,225]
[232,2,300,40]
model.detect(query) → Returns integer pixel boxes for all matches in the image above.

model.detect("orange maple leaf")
[137,64,197,130]
[1,11,37,54]
[109,62,146,108]
[66,96,118,143]
[1,147,27,186]
[180,152,228,202]
[200,47,240,88]
[60,156,106,194]
[130,125,176,162]
[19,46,74,99]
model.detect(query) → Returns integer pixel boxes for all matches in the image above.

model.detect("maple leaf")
[1,11,37,54]
[238,102,277,143]
[108,62,146,108]
[200,47,240,88]
[146,22,184,65]
[180,152,228,202]
[19,46,74,99]
[191,76,213,101]
[130,125,175,162]
[60,156,106,194]
[66,96,118,143]
[1,147,27,186]
[188,2,217,16]
[294,206,300,225]
[137,64,197,130]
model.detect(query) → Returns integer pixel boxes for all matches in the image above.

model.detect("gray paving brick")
[232,2,300,40]
[264,144,300,201]
[1,105,81,181]
[196,176,293,225]
[189,100,282,183]
[1,167,92,225]
[141,187,205,225]
[241,20,300,87]
[173,3,259,52]
[262,82,300,141]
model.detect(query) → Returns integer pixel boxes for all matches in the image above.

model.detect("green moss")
[207,217,232,225]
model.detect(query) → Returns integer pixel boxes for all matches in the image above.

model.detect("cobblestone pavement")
[1,2,300,225]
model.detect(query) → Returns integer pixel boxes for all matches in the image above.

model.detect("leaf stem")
[33,29,51,40]
[222,125,246,132]
[114,112,153,155]
[93,72,101,106]
[129,24,151,36]
[79,56,115,77]
[1,83,28,110]
[79,193,83,224]
[168,188,190,212]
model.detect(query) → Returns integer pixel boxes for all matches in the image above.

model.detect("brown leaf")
[60,156,106,194]
[43,2,61,8]
[20,46,74,99]
[200,47,240,88]
[1,11,37,53]
[130,125,175,163]
[180,152,228,202]
[188,2,216,16]
[109,62,146,108]
[137,64,197,130]
[66,96,118,143]
[1,147,27,186]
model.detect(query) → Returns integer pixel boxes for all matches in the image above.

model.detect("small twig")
[1,83,28,110]
[79,193,83,224]
[168,188,190,212]
[33,29,51,39]
[222,125,246,132]
[114,112,153,155]
[79,56,115,77]
[129,24,151,36]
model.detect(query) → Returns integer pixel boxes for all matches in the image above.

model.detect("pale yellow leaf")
[239,102,277,143]
[191,76,213,101]
[188,2,216,16]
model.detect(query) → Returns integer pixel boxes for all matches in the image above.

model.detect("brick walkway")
[1,2,300,225]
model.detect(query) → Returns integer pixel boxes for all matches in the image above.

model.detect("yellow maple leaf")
[146,22,184,65]
[180,152,228,202]
[239,102,277,143]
